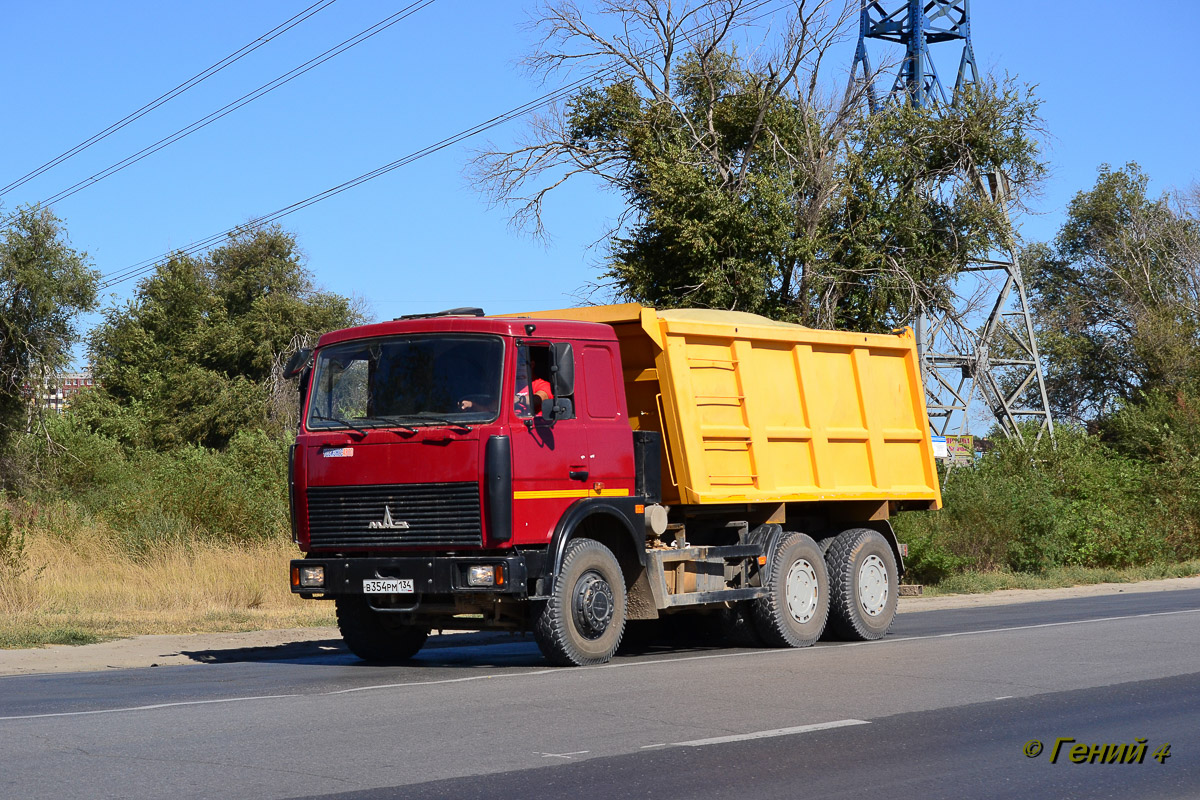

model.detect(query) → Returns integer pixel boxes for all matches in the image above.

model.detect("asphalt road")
[3,589,1199,799]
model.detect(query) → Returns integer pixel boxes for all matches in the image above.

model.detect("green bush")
[896,425,1196,583]
[23,416,291,555]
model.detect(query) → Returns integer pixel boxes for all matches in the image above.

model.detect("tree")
[80,225,363,450]
[1025,163,1200,422]
[0,206,97,455]
[473,0,1044,331]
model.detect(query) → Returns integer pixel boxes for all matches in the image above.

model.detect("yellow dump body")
[514,304,941,510]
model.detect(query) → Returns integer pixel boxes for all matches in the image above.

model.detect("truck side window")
[515,345,558,417]
[583,346,618,419]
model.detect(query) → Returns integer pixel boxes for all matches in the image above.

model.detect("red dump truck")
[287,304,941,665]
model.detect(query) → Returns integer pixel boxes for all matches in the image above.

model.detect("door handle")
[569,470,589,481]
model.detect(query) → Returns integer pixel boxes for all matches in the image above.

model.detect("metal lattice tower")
[851,1,1054,442]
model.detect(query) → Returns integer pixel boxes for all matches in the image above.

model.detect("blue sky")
[2,0,1196,351]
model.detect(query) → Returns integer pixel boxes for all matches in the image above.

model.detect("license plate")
[363,578,414,594]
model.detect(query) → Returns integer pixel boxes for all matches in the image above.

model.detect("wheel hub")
[784,559,819,624]
[858,554,888,617]
[573,570,614,639]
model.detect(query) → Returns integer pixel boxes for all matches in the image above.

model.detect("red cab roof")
[316,313,618,348]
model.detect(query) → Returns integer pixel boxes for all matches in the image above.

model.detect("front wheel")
[336,595,429,663]
[534,538,627,666]
[751,532,829,648]
[825,528,899,640]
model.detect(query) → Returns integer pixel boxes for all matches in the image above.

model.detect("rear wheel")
[534,538,627,666]
[825,528,898,640]
[752,532,829,647]
[336,595,429,663]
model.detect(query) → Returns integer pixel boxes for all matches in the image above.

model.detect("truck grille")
[306,482,482,549]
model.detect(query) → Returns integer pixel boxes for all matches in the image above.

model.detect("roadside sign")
[946,435,974,465]
[932,435,948,459]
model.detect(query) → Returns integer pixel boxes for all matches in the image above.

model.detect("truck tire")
[335,595,429,663]
[825,527,898,640]
[534,538,627,666]
[751,532,829,648]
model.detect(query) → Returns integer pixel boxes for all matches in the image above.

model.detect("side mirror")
[283,348,312,379]
[541,397,574,427]
[548,342,574,396]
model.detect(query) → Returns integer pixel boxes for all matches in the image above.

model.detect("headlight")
[467,565,503,587]
[299,566,325,588]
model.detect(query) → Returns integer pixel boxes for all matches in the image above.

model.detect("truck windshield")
[306,334,504,430]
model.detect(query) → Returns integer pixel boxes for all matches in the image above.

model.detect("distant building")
[22,371,96,413]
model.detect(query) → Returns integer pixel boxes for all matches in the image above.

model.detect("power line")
[97,71,592,290]
[98,0,784,290]
[0,0,338,198]
[97,0,787,292]
[26,0,439,216]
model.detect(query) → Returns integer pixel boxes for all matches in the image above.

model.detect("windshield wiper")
[371,416,418,433]
[310,412,368,436]
[423,417,472,432]
[380,414,472,433]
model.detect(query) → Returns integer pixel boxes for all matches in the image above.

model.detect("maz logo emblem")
[368,506,410,530]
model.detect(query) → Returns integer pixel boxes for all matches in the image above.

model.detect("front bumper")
[290,554,531,597]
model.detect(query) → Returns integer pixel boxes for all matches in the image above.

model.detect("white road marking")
[2,607,1197,722]
[0,693,300,721]
[327,669,558,694]
[995,695,1014,700]
[671,719,869,748]
[539,751,589,759]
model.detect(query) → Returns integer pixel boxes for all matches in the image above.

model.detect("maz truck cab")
[288,308,645,666]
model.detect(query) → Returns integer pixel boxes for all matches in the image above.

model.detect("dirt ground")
[3,575,1199,677]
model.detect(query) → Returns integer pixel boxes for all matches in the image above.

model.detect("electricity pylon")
[851,0,1053,441]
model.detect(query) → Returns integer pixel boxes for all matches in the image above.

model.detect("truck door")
[509,342,590,546]
[577,343,635,497]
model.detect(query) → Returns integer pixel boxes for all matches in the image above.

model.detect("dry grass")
[0,505,333,648]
